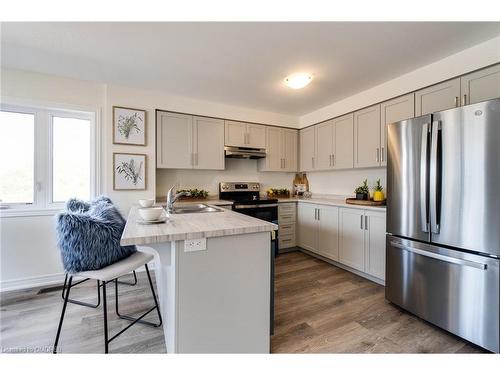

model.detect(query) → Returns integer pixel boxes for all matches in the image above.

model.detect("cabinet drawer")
[279,203,296,213]
[279,222,295,236]
[279,211,296,224]
[279,233,296,249]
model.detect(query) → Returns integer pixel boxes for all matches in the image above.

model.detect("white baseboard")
[0,261,155,293]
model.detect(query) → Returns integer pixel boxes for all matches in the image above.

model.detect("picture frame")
[113,153,147,190]
[113,106,147,146]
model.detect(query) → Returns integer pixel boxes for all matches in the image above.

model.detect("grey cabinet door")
[265,126,282,171]
[193,116,225,170]
[299,127,316,171]
[354,104,381,168]
[461,64,500,105]
[415,78,460,116]
[380,93,415,166]
[224,120,247,147]
[247,124,266,149]
[317,205,339,261]
[297,203,318,252]
[365,211,386,280]
[333,113,354,169]
[156,111,193,169]
[315,120,333,170]
[282,129,298,172]
[339,207,366,272]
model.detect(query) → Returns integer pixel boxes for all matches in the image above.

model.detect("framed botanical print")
[113,153,147,190]
[113,106,147,146]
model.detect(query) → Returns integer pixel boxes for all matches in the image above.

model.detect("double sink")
[168,203,223,214]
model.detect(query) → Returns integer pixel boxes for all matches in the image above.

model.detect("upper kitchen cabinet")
[380,93,415,166]
[259,127,298,172]
[315,120,334,170]
[415,78,461,116]
[157,111,193,169]
[333,113,354,169]
[299,126,316,171]
[460,64,500,105]
[192,116,225,170]
[157,111,224,170]
[224,120,266,149]
[315,114,354,171]
[354,104,381,168]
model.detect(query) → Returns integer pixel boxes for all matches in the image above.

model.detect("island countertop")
[121,205,278,246]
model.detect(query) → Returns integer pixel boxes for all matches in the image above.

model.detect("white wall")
[305,168,386,196]
[156,159,295,199]
[300,36,500,127]
[0,69,297,291]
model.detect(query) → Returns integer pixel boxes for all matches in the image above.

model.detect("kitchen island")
[121,205,277,353]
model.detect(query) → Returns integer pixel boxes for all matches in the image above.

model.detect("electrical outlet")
[184,238,207,252]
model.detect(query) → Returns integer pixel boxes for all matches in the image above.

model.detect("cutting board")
[345,198,386,206]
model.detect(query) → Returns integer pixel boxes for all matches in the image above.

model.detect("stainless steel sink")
[169,203,223,214]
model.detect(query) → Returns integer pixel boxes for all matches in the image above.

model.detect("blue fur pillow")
[66,196,113,213]
[56,200,136,273]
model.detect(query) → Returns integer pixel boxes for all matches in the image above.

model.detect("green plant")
[374,179,383,192]
[177,188,209,199]
[354,179,369,195]
[267,188,290,196]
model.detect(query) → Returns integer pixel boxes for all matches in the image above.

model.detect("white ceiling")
[1,22,499,115]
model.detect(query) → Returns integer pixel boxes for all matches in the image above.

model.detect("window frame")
[0,102,100,217]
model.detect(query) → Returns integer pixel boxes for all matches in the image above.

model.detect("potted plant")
[177,188,209,200]
[354,179,369,200]
[266,188,291,199]
[373,179,385,202]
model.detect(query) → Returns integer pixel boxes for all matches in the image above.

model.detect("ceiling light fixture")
[284,73,313,89]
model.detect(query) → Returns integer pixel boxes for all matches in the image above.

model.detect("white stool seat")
[74,251,154,282]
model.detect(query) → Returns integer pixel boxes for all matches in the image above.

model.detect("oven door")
[232,203,278,222]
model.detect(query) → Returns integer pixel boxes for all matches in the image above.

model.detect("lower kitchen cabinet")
[297,203,339,261]
[339,207,386,280]
[298,202,386,282]
[339,207,366,271]
[278,202,297,249]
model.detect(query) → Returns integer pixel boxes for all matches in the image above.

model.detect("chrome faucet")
[166,184,190,213]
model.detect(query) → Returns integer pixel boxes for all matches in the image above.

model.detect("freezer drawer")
[386,235,499,353]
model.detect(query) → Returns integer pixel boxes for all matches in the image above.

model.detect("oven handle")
[233,203,279,209]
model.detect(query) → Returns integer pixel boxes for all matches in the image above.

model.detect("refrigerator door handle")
[389,241,487,270]
[420,123,430,233]
[430,120,441,234]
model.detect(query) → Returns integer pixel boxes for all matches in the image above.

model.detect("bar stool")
[53,251,162,353]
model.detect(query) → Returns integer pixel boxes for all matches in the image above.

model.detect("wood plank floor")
[271,251,485,353]
[0,251,485,353]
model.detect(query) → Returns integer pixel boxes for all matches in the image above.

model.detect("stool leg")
[53,276,72,354]
[61,275,101,308]
[116,270,138,286]
[145,264,162,327]
[102,281,109,354]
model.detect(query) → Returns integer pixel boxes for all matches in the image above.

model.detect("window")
[0,104,97,213]
[0,110,35,205]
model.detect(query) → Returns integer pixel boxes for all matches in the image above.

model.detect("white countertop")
[121,205,278,246]
[275,196,386,211]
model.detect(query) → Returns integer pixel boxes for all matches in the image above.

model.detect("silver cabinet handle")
[329,154,332,166]
[390,241,487,270]
[380,147,384,162]
[332,153,335,166]
[283,158,285,169]
[360,215,363,229]
[317,208,320,221]
[420,123,430,233]
[462,94,467,106]
[430,120,441,234]
[376,148,380,163]
[314,208,318,220]
[312,157,315,169]
[365,215,368,230]
[454,96,459,107]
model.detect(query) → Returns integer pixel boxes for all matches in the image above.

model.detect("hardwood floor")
[0,251,485,353]
[271,251,485,353]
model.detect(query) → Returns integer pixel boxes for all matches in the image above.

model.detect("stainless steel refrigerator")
[386,98,500,353]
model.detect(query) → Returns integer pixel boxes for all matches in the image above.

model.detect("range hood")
[224,146,266,159]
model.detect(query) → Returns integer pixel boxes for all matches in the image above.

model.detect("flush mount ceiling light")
[284,73,313,89]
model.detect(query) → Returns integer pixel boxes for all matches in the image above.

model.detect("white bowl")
[138,207,164,221]
[138,199,155,208]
